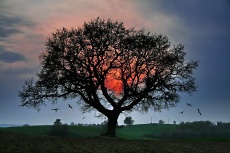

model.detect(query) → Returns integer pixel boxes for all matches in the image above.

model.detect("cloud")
[0,13,41,72]
[0,14,34,40]
[141,0,230,39]
[0,49,26,63]
[0,28,22,39]
[0,15,22,40]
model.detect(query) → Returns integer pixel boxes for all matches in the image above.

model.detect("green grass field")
[2,124,177,139]
[117,124,177,140]
[2,125,104,138]
[2,124,230,141]
[1,124,230,152]
[1,128,230,153]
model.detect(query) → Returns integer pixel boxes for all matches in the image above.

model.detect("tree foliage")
[19,17,198,137]
[124,116,134,126]
[53,119,62,126]
[159,120,164,124]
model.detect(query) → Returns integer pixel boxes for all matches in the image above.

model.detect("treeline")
[179,121,230,132]
[144,121,230,140]
[47,119,110,137]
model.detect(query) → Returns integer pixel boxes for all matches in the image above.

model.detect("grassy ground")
[2,124,177,139]
[2,125,103,137]
[1,129,230,153]
[3,124,230,141]
[117,124,177,140]
[2,124,230,152]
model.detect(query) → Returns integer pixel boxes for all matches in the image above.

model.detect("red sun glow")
[103,58,155,96]
[104,69,150,95]
[104,70,123,95]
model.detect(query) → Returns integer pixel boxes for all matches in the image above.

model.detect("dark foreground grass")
[3,125,104,138]
[1,129,230,153]
[117,124,177,140]
[3,124,176,139]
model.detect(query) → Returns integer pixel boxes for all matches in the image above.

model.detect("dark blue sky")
[0,0,230,125]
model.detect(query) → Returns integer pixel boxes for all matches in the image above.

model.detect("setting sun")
[105,69,123,95]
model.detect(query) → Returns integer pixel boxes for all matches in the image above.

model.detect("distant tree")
[53,119,62,126]
[78,123,83,126]
[19,17,198,137]
[159,120,164,124]
[23,124,30,126]
[70,122,75,126]
[124,116,134,126]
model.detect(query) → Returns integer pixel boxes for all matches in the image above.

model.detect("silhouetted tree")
[124,116,134,126]
[159,120,164,124]
[54,119,62,126]
[18,17,198,137]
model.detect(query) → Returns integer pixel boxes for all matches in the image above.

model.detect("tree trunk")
[103,112,120,137]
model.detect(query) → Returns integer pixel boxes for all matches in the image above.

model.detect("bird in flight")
[187,103,192,107]
[198,109,201,115]
[68,104,73,109]
[82,117,85,120]
[179,111,184,114]
[52,108,59,112]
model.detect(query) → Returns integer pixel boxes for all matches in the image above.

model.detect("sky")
[0,0,230,126]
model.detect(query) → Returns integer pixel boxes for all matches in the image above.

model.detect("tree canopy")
[19,17,198,137]
[124,116,134,126]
